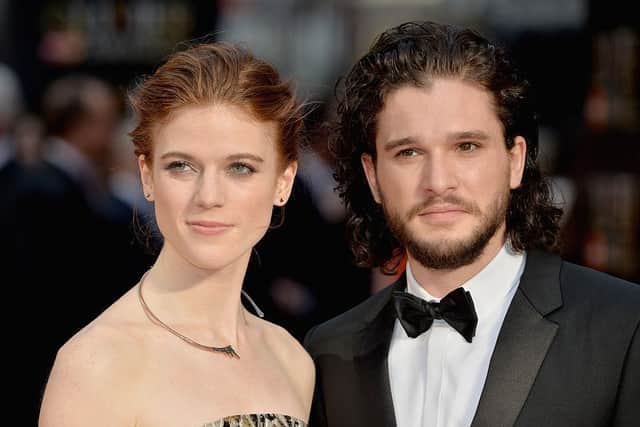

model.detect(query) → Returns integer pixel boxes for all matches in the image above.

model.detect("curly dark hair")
[331,21,563,273]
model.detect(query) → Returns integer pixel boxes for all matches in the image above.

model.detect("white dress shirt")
[388,245,526,427]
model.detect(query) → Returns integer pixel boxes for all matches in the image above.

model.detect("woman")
[39,42,314,427]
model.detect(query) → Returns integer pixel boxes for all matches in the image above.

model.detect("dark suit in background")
[15,158,152,424]
[14,75,153,425]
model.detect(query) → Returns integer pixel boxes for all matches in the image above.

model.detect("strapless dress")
[201,413,306,427]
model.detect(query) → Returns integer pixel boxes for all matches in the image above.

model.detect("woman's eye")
[165,161,195,173]
[228,162,256,175]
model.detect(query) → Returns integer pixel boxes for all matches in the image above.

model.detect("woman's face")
[139,103,296,271]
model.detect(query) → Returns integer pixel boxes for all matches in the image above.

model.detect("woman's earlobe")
[138,154,155,200]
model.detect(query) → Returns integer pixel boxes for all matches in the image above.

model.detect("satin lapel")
[471,251,563,427]
[352,278,405,427]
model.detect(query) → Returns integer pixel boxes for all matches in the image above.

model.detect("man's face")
[77,83,120,162]
[361,79,526,270]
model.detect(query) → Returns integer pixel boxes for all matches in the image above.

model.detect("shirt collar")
[406,244,526,322]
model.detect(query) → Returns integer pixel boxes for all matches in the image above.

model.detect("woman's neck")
[140,243,252,346]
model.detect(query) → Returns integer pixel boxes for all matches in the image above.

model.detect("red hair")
[129,42,303,166]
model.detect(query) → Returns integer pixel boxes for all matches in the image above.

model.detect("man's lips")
[417,205,467,216]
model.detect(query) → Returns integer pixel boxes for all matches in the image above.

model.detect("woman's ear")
[138,154,154,201]
[274,161,298,205]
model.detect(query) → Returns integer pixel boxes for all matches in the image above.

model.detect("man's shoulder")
[304,281,398,357]
[17,161,80,199]
[559,258,640,310]
[525,250,640,310]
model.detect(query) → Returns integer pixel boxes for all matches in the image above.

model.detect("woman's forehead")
[152,104,280,160]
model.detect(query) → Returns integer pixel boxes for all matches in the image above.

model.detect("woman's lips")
[187,220,233,235]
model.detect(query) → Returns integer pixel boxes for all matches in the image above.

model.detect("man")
[304,21,639,427]
[19,75,146,328]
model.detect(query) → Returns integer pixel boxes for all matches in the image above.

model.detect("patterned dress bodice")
[201,413,306,427]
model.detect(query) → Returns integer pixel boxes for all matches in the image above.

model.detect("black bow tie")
[392,287,478,343]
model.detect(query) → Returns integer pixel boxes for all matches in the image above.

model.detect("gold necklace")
[137,271,244,359]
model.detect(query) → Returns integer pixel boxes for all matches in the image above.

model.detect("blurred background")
[1,0,638,422]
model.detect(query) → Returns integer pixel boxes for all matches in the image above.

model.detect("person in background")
[40,76,124,218]
[0,63,23,166]
[39,42,314,427]
[304,21,639,427]
[0,63,23,234]
[16,74,152,423]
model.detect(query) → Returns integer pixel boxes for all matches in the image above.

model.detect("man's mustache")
[406,195,480,221]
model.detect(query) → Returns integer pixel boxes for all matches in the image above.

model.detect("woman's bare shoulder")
[39,288,146,426]
[258,317,309,358]
[257,318,315,406]
[65,286,147,359]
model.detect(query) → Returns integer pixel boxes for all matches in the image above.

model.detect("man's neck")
[407,232,506,298]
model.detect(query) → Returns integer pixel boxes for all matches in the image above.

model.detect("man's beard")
[383,190,509,270]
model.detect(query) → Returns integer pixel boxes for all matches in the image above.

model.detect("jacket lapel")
[471,250,563,427]
[352,277,405,427]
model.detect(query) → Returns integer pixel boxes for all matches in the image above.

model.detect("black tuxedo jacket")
[304,251,640,427]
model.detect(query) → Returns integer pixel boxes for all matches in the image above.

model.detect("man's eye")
[458,142,478,152]
[397,148,419,157]
[228,162,256,175]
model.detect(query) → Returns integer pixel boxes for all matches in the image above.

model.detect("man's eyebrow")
[382,136,418,152]
[448,130,491,141]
